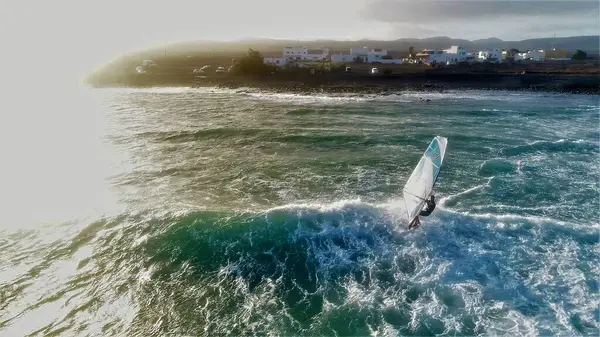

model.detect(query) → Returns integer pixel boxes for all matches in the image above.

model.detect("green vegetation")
[571,49,587,60]
[229,49,275,76]
[298,61,346,72]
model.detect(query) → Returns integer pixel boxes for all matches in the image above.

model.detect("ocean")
[0,87,598,336]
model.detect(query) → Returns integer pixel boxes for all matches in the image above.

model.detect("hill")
[152,35,599,55]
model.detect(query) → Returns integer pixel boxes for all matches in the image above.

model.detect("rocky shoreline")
[208,82,597,96]
[198,73,600,95]
[90,72,600,95]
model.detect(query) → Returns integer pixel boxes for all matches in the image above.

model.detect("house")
[428,51,448,64]
[415,49,439,64]
[264,46,329,67]
[478,49,505,63]
[415,46,467,65]
[331,47,370,63]
[330,54,356,62]
[281,46,329,61]
[351,47,387,63]
[514,50,545,61]
[442,46,468,64]
[465,53,477,63]
[415,49,436,59]
[331,46,402,64]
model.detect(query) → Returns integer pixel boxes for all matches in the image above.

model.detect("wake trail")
[438,176,494,207]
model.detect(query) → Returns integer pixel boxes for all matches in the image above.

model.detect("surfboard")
[403,136,448,226]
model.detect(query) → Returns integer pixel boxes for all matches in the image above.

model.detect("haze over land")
[154,36,600,55]
[1,0,598,86]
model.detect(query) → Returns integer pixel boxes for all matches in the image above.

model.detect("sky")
[0,0,598,85]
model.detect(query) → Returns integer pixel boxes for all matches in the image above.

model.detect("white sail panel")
[402,136,448,223]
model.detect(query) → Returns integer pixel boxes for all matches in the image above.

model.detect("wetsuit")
[408,195,436,230]
[419,196,436,217]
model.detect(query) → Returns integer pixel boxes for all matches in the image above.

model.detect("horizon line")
[163,34,599,44]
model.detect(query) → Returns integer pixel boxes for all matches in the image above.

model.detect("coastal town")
[88,37,598,94]
[130,41,585,77]
[262,44,572,68]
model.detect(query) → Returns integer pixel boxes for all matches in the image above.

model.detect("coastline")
[205,73,600,95]
[90,73,600,95]
[87,57,600,95]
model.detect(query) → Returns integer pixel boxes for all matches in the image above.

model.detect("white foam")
[246,92,374,104]
[262,198,367,214]
[485,309,538,336]
[468,204,562,212]
[97,86,196,94]
[481,108,516,112]
[240,89,549,105]
[516,160,524,173]
[441,209,586,228]
[525,138,595,146]
[438,177,494,207]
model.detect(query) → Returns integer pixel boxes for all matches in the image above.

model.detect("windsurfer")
[408,195,436,230]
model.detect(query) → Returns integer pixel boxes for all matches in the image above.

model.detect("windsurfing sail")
[403,136,448,224]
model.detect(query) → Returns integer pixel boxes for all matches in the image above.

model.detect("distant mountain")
[472,37,504,45]
[508,36,600,52]
[144,35,599,56]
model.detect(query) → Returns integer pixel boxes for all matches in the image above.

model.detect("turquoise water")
[0,88,598,336]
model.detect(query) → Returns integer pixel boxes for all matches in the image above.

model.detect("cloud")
[388,23,441,38]
[363,0,600,24]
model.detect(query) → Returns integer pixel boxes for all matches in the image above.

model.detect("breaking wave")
[500,139,599,156]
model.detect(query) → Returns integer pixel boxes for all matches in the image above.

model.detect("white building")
[478,49,505,63]
[282,46,329,61]
[353,47,392,63]
[416,46,467,65]
[428,51,449,64]
[350,47,371,56]
[331,47,402,64]
[515,50,545,61]
[442,46,468,64]
[330,54,356,62]
[264,46,329,66]
[283,46,306,57]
